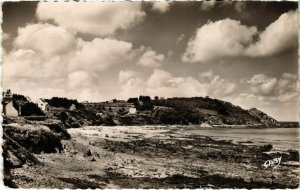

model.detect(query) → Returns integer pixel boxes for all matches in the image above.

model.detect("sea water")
[186,128,300,150]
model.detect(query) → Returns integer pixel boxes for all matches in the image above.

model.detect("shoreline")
[7,125,300,188]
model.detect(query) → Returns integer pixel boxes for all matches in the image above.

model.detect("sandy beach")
[9,125,300,188]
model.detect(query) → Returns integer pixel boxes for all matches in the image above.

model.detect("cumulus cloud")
[136,48,165,68]
[3,23,137,102]
[247,74,278,95]
[119,70,138,83]
[36,2,145,36]
[199,70,237,97]
[4,21,176,102]
[69,38,133,72]
[152,2,170,13]
[242,73,298,103]
[182,19,257,63]
[183,10,298,63]
[119,69,236,100]
[246,10,298,56]
[14,23,76,57]
[120,77,146,99]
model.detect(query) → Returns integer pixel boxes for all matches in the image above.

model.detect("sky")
[1,1,299,121]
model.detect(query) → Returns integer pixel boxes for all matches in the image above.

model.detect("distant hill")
[83,96,281,127]
[150,97,281,127]
[4,93,282,128]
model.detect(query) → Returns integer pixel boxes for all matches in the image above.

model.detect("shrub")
[46,97,83,109]
[20,103,45,116]
[12,94,27,101]
[127,97,138,103]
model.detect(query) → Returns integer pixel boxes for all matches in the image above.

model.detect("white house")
[128,108,137,115]
[37,99,49,112]
[3,89,12,99]
[69,104,76,111]
[5,101,19,117]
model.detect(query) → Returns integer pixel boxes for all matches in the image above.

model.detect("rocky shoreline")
[3,124,300,188]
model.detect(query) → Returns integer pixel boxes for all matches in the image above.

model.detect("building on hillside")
[37,98,49,112]
[3,89,12,100]
[128,107,137,115]
[4,101,19,116]
[69,104,76,111]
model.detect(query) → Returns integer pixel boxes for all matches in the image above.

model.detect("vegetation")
[21,103,45,116]
[46,97,84,109]
[127,96,154,111]
[12,94,28,101]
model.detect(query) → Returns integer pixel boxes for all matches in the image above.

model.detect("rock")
[200,123,212,128]
[90,157,96,162]
[84,149,92,157]
[260,144,273,152]
[5,150,23,167]
[248,108,280,127]
[288,150,299,161]
[2,132,39,179]
[92,152,100,158]
[3,124,63,154]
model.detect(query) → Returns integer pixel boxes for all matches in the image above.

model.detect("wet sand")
[10,126,300,188]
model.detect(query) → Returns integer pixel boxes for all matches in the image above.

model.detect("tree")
[13,94,28,101]
[127,97,138,103]
[21,103,45,116]
[46,97,83,109]
[139,96,151,102]
[154,96,159,101]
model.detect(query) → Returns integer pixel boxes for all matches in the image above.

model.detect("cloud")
[3,23,137,102]
[182,19,257,63]
[227,92,298,121]
[3,33,10,41]
[69,38,133,72]
[224,72,298,121]
[246,10,298,56]
[152,2,170,13]
[247,74,278,95]
[276,73,298,102]
[119,69,236,100]
[14,23,76,57]
[246,73,298,100]
[136,48,165,68]
[36,2,145,36]
[4,21,177,102]
[199,70,237,97]
[146,69,173,88]
[67,71,93,90]
[120,77,145,99]
[119,70,138,83]
[183,10,298,63]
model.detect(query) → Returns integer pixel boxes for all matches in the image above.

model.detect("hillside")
[83,96,281,127]
[4,93,282,127]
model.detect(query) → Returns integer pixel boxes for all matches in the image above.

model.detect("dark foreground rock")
[2,133,40,187]
[3,124,64,154]
[2,118,72,188]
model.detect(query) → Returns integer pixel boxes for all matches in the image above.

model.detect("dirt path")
[10,126,300,188]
